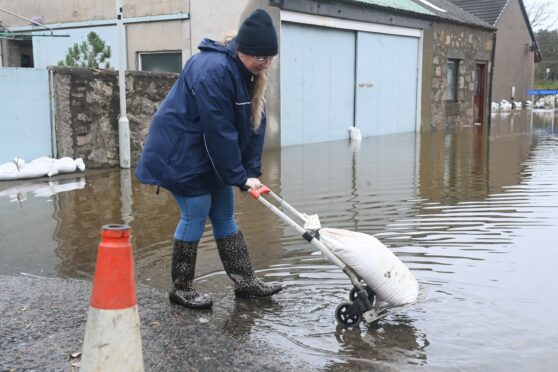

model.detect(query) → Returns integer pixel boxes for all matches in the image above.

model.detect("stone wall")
[423,23,494,130]
[52,66,177,168]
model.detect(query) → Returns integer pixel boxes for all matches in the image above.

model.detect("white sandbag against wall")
[319,228,419,306]
[0,157,85,181]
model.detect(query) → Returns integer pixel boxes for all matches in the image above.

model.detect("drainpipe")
[48,67,58,158]
[487,31,497,133]
[0,37,4,67]
[116,0,130,168]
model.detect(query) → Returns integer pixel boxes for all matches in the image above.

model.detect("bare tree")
[524,0,558,30]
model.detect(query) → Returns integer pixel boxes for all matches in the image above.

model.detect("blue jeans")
[172,186,238,241]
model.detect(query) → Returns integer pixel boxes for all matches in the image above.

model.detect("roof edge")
[270,0,496,31]
[493,0,512,25]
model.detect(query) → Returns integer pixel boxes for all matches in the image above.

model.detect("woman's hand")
[244,178,262,190]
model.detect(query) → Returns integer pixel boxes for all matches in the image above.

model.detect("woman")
[135,9,282,309]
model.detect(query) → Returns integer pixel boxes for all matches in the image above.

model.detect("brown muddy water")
[1,111,558,370]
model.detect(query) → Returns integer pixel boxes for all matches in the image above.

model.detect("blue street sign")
[528,89,558,95]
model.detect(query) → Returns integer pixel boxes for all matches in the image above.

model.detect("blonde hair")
[250,71,267,132]
[220,34,268,132]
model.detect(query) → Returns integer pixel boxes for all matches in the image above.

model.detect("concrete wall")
[126,20,190,70]
[189,0,250,53]
[0,0,188,26]
[493,0,535,102]
[51,66,177,168]
[421,22,493,130]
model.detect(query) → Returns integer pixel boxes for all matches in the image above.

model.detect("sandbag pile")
[0,156,86,181]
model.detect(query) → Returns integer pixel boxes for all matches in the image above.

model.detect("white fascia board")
[280,10,421,38]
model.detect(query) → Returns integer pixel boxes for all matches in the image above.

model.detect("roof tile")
[446,0,510,25]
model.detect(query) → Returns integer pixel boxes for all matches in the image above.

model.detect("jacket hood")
[198,38,236,57]
[198,38,252,81]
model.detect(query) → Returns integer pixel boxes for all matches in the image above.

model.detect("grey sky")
[523,0,558,30]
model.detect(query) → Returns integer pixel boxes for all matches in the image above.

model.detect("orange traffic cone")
[80,224,144,371]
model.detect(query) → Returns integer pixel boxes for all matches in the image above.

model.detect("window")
[139,52,182,73]
[446,59,458,101]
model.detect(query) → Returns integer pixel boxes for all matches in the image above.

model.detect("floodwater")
[1,110,558,370]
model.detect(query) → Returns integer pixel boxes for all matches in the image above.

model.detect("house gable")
[492,0,537,101]
[448,0,541,62]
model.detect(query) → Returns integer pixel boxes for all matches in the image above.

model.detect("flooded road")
[1,110,558,370]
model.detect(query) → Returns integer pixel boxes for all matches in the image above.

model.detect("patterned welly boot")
[216,230,283,298]
[169,239,213,309]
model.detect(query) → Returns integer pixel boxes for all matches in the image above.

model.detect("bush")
[58,31,112,69]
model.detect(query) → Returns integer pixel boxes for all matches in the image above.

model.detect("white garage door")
[281,23,356,146]
[355,31,419,136]
[280,22,420,146]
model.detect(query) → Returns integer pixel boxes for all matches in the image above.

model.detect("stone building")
[448,0,542,103]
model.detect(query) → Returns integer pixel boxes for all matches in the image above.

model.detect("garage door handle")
[358,83,374,88]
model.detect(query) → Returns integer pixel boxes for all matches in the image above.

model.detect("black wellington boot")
[216,230,283,298]
[169,239,213,309]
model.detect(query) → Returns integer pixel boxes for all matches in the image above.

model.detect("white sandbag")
[0,162,20,180]
[46,157,86,177]
[23,157,56,178]
[319,228,419,306]
[0,157,86,180]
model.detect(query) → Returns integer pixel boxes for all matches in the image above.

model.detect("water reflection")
[329,317,428,370]
[0,177,86,206]
[1,110,557,369]
[222,297,285,339]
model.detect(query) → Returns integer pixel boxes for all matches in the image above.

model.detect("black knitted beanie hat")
[236,9,278,56]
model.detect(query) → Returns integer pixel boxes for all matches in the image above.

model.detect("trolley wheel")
[349,286,376,304]
[335,302,361,326]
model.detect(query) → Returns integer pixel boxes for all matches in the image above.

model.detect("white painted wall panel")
[0,68,51,163]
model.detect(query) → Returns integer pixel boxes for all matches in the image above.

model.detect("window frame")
[138,51,183,73]
[446,59,459,102]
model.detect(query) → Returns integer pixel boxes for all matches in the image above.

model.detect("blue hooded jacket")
[135,39,266,196]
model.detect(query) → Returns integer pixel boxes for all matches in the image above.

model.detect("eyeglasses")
[251,55,277,64]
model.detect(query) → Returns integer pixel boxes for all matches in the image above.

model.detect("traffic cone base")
[81,306,144,371]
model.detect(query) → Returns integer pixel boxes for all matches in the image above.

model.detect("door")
[474,63,486,124]
[355,31,419,137]
[281,23,355,146]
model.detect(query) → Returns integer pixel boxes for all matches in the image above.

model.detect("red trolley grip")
[248,185,271,199]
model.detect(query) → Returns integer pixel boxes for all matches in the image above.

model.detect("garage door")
[281,23,420,146]
[281,23,355,146]
[355,31,419,136]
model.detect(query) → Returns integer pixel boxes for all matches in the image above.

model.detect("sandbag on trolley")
[319,228,419,307]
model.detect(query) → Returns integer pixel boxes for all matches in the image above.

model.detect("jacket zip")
[203,134,225,185]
